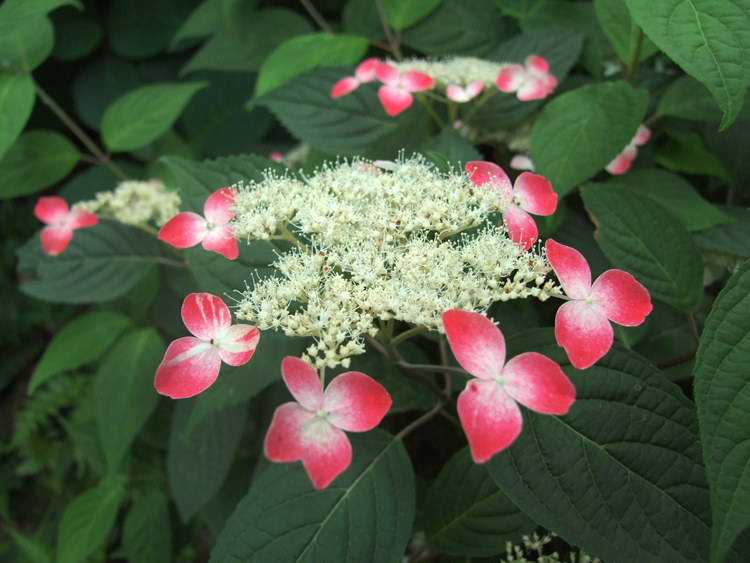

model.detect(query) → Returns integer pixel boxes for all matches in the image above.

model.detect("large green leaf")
[255,33,369,98]
[95,328,165,473]
[28,311,131,394]
[607,169,734,232]
[106,0,183,60]
[487,329,749,563]
[623,0,750,130]
[0,15,54,72]
[655,132,731,181]
[170,0,242,48]
[122,489,172,563]
[209,429,415,563]
[17,219,185,304]
[0,74,35,162]
[50,5,103,61]
[56,475,126,563]
[421,128,482,170]
[0,0,81,35]
[581,183,704,312]
[423,447,536,556]
[593,0,658,64]
[693,206,750,261]
[59,161,146,203]
[657,75,724,122]
[168,400,247,522]
[3,527,53,563]
[704,120,750,190]
[102,82,208,151]
[383,0,443,30]
[342,0,386,41]
[694,260,750,563]
[0,130,79,199]
[529,81,649,196]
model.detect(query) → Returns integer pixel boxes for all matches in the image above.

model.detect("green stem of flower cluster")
[462,88,498,124]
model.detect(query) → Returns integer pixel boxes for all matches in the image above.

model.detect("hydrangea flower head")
[34,196,98,256]
[442,309,576,463]
[374,62,434,116]
[496,55,557,101]
[154,293,260,399]
[466,161,557,250]
[446,81,484,103]
[606,125,651,175]
[264,356,392,489]
[330,58,379,99]
[158,187,239,260]
[545,239,652,369]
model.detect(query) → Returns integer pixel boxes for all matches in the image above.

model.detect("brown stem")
[298,0,334,33]
[374,0,402,59]
[655,350,696,370]
[688,313,701,346]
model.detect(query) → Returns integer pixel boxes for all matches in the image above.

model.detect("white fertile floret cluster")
[232,156,561,370]
[74,179,181,227]
[392,57,506,89]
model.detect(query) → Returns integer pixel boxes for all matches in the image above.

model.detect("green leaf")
[657,75,724,122]
[28,311,131,394]
[95,328,165,473]
[209,429,415,563]
[487,328,748,563]
[529,81,649,196]
[0,15,54,72]
[168,400,247,522]
[0,0,81,35]
[424,447,536,556]
[607,169,734,232]
[581,183,704,312]
[0,130,79,199]
[0,74,36,162]
[50,5,103,61]
[383,0,443,30]
[704,120,750,190]
[170,0,243,48]
[257,67,410,156]
[106,0,183,60]
[122,489,172,563]
[494,0,543,18]
[180,8,313,75]
[102,82,208,152]
[59,161,146,204]
[17,219,184,304]
[255,33,369,98]
[694,260,750,563]
[402,0,512,56]
[693,205,750,261]
[3,527,53,563]
[593,0,658,64]
[623,0,750,130]
[362,105,430,160]
[655,132,731,181]
[342,0,386,41]
[421,128,482,169]
[56,475,126,563]
[632,301,696,381]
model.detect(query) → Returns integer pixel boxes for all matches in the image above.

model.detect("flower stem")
[415,94,446,129]
[298,0,334,33]
[462,88,498,124]
[626,27,644,83]
[374,0,402,59]
[391,324,428,347]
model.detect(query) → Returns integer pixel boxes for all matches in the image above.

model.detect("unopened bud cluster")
[74,179,181,227]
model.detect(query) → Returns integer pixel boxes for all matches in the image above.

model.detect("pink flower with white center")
[34,196,98,256]
[154,293,260,399]
[466,161,557,251]
[158,187,239,260]
[510,155,535,172]
[443,309,576,463]
[496,55,557,101]
[374,62,434,116]
[545,239,652,369]
[446,81,484,103]
[605,124,651,175]
[330,58,379,99]
[264,356,392,489]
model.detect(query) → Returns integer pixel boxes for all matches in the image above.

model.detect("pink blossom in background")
[510,155,535,172]
[442,309,576,463]
[375,62,434,116]
[158,187,239,260]
[330,58,379,99]
[264,357,392,489]
[269,152,285,163]
[496,55,557,101]
[34,196,98,256]
[154,293,260,399]
[466,161,557,250]
[606,125,651,175]
[545,239,652,369]
[446,81,484,103]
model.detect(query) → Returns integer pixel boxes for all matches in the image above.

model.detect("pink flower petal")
[202,225,239,260]
[355,58,379,82]
[331,76,360,99]
[447,85,472,103]
[457,378,523,463]
[544,74,558,94]
[401,71,434,92]
[442,309,505,380]
[264,403,314,462]
[281,356,323,412]
[590,270,652,327]
[40,225,73,256]
[510,155,535,171]
[526,55,550,75]
[545,239,592,300]
[517,77,549,101]
[466,81,484,98]
[158,212,208,249]
[34,196,69,224]
[496,64,526,93]
[501,352,576,415]
[378,85,413,116]
[605,153,633,175]
[555,300,613,370]
[217,324,260,366]
[374,62,399,86]
[633,125,651,146]
[65,209,99,230]
[154,337,221,399]
[203,187,236,225]
[181,292,232,342]
[323,372,392,432]
[514,172,557,216]
[465,161,513,203]
[502,204,538,251]
[269,152,285,162]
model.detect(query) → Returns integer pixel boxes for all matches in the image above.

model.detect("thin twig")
[687,313,701,346]
[374,0,402,59]
[655,350,696,370]
[462,88,498,124]
[298,0,334,33]
[626,27,644,83]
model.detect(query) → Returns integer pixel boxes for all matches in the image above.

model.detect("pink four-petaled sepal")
[545,239,653,369]
[375,62,434,116]
[442,309,576,463]
[496,55,557,101]
[446,81,484,103]
[264,356,392,489]
[158,187,239,260]
[34,196,99,256]
[466,161,557,250]
[605,124,651,175]
[154,293,260,399]
[330,58,380,99]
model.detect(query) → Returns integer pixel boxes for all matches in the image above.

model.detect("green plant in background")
[1,0,750,562]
